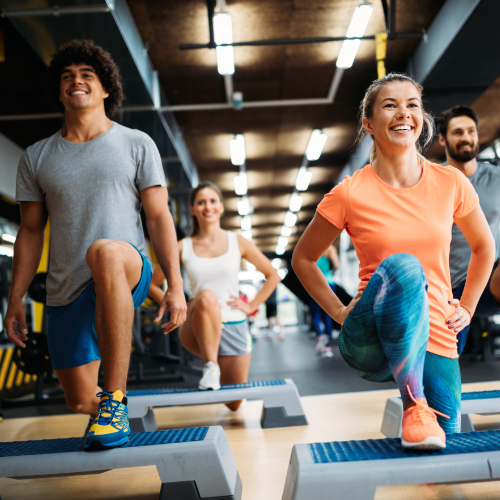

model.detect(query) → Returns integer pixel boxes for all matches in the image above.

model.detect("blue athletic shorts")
[46,246,152,370]
[453,257,500,355]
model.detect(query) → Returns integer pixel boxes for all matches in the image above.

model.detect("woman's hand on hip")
[227,295,255,315]
[337,291,363,325]
[446,298,471,333]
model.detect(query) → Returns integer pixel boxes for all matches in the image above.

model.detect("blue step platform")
[282,430,500,500]
[127,378,308,432]
[0,426,242,500]
[381,389,500,438]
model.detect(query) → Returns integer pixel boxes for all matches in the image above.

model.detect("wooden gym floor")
[1,381,500,499]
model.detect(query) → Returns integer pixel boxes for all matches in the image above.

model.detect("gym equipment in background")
[127,378,308,432]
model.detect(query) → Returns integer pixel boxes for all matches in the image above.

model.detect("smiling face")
[441,115,479,163]
[191,187,224,226]
[59,63,109,113]
[362,81,423,155]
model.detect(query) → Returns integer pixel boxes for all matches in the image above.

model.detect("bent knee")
[380,253,424,278]
[65,395,96,414]
[86,239,123,270]
[194,289,220,311]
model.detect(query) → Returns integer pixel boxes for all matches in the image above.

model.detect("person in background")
[149,181,280,410]
[309,245,339,358]
[265,287,284,340]
[437,105,500,354]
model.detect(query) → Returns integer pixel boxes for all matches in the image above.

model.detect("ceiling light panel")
[234,172,248,195]
[306,130,327,161]
[237,196,251,216]
[278,236,288,248]
[289,192,303,212]
[281,226,292,237]
[241,215,252,231]
[271,258,282,270]
[284,211,298,228]
[295,167,313,191]
[230,134,246,166]
[346,4,373,38]
[275,245,285,256]
[213,13,233,45]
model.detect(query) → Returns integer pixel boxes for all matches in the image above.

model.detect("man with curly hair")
[5,40,187,450]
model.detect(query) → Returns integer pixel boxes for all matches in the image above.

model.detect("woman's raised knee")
[195,289,219,311]
[381,253,424,275]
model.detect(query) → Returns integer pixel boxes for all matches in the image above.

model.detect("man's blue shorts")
[46,246,152,370]
[453,257,500,355]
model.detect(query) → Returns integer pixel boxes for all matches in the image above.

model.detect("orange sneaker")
[401,385,448,451]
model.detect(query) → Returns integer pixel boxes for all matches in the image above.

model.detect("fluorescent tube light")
[275,245,285,256]
[337,3,373,69]
[234,172,248,195]
[271,258,282,270]
[278,236,288,248]
[216,46,235,75]
[295,167,312,191]
[336,39,361,69]
[278,268,288,279]
[346,3,373,38]
[237,196,251,216]
[281,226,292,237]
[214,13,235,75]
[306,130,327,161]
[230,134,246,166]
[241,215,252,231]
[213,12,233,45]
[2,234,16,243]
[242,230,252,240]
[0,245,13,257]
[289,192,303,212]
[284,211,297,228]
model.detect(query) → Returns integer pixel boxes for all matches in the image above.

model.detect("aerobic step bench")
[127,378,308,432]
[381,390,500,438]
[282,431,500,500]
[0,426,242,500]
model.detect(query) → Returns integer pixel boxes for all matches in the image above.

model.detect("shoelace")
[406,385,450,420]
[95,391,127,429]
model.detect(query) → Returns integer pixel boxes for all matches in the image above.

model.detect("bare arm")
[148,264,166,305]
[141,186,187,333]
[324,244,340,270]
[448,204,496,332]
[226,235,281,314]
[4,202,48,347]
[292,213,361,324]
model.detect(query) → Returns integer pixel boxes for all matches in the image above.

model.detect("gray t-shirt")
[16,122,166,306]
[449,161,500,289]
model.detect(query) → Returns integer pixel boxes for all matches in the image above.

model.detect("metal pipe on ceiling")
[179,32,422,50]
[0,3,114,17]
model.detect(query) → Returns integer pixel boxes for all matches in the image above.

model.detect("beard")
[446,139,479,163]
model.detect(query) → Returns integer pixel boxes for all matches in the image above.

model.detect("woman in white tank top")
[149,182,280,410]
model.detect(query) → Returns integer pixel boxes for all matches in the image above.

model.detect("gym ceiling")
[0,0,499,254]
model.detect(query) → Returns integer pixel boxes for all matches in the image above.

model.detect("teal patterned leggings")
[340,253,461,434]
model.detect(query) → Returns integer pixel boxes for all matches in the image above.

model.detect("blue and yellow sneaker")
[84,390,130,450]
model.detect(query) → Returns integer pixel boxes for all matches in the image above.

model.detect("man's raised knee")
[86,239,122,271]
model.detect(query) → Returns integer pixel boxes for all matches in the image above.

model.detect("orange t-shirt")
[317,162,479,359]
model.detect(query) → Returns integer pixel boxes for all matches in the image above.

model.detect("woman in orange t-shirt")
[292,73,495,451]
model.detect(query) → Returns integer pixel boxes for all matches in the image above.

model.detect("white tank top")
[181,231,246,323]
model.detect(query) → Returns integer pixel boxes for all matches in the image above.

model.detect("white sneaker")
[321,346,334,358]
[315,334,328,355]
[198,362,221,390]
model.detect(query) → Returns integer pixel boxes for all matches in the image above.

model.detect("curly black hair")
[47,40,124,117]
